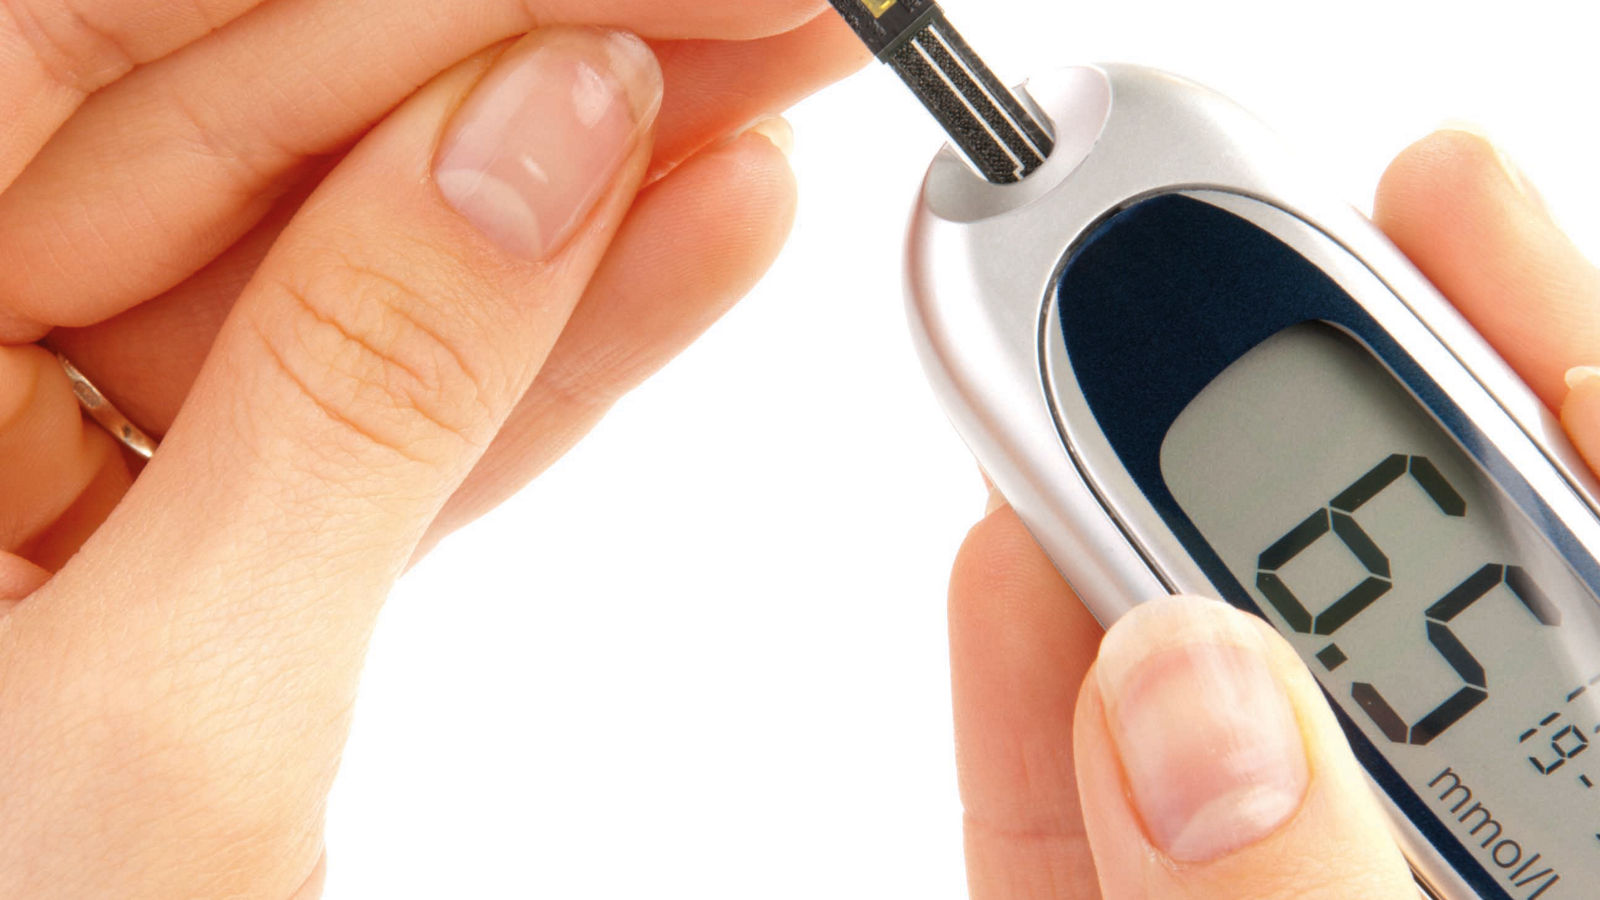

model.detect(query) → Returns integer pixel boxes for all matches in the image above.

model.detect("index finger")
[0,0,825,193]
[0,1,852,341]
[950,501,1105,898]
[0,0,265,189]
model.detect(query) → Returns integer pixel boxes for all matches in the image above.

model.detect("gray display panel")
[1163,322,1600,898]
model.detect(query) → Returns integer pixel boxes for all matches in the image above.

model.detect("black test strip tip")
[828,0,1054,184]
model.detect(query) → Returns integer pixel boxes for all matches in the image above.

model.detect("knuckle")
[164,87,292,191]
[245,253,505,465]
[2,0,137,94]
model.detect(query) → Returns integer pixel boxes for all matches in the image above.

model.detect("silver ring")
[56,352,159,460]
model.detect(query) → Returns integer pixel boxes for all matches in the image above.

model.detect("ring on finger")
[55,352,159,461]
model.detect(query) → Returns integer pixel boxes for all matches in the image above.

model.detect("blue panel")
[1054,193,1597,900]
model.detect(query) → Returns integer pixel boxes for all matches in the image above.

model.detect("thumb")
[1074,597,1417,899]
[0,28,660,897]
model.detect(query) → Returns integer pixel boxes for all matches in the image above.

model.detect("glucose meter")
[906,62,1599,900]
[826,2,1600,897]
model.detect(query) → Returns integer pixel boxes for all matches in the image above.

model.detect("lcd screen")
[1163,321,1600,896]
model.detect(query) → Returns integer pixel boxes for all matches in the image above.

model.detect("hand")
[952,130,1600,898]
[0,2,863,897]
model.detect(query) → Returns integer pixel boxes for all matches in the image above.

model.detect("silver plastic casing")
[906,64,1600,900]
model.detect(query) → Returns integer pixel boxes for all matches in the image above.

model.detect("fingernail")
[1566,366,1600,392]
[1096,597,1309,862]
[743,117,794,157]
[435,29,663,261]
[1437,120,1548,214]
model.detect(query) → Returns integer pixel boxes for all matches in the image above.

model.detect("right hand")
[952,129,1600,898]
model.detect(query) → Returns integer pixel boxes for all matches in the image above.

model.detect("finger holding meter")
[1067,595,1418,897]
[830,7,1600,896]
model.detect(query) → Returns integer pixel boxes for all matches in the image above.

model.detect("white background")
[324,1,1600,896]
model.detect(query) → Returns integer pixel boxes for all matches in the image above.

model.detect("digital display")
[1163,322,1600,899]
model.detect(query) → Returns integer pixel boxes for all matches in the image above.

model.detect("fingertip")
[1090,598,1310,863]
[1375,128,1600,407]
[947,504,1090,705]
[949,505,1067,624]
[1373,129,1523,277]
[621,125,799,309]
[1074,597,1415,897]
[433,28,664,262]
[647,11,866,177]
[730,128,800,260]
[715,124,800,230]
[1376,129,1495,221]
[948,507,1104,686]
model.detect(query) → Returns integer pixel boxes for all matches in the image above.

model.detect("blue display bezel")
[1056,193,1600,899]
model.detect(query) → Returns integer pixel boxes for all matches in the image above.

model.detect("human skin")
[0,2,865,897]
[1,4,1594,897]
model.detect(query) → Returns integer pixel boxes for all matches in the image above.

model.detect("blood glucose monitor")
[905,64,1598,900]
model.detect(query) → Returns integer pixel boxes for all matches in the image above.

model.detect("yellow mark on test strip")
[860,0,898,17]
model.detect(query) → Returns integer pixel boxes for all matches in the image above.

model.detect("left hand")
[0,0,864,573]
[952,129,1600,898]
[0,3,864,897]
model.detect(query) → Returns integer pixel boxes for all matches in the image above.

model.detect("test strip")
[827,0,1054,183]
